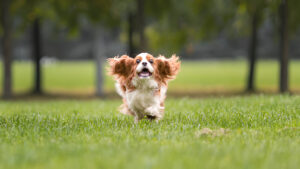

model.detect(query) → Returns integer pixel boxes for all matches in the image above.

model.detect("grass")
[0,60,300,94]
[0,95,299,169]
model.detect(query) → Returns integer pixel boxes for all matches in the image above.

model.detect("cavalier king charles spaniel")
[107,53,181,122]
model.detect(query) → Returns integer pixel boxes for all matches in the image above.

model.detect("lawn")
[0,95,299,169]
[0,60,300,94]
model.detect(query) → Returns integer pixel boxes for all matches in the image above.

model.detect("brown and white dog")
[107,53,181,122]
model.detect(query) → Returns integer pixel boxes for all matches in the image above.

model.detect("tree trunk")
[1,0,12,99]
[279,0,289,93]
[246,11,259,92]
[136,0,146,52]
[32,18,42,94]
[93,28,104,97]
[95,54,104,97]
[128,12,135,57]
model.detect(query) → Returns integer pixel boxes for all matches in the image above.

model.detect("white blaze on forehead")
[138,53,149,62]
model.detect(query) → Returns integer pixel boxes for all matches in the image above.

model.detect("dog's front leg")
[145,106,163,121]
[134,113,144,123]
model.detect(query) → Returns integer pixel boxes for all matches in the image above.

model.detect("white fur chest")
[126,89,157,112]
[126,77,159,114]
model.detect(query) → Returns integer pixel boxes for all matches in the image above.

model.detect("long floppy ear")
[154,54,181,84]
[107,55,135,78]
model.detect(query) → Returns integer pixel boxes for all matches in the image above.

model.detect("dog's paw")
[145,106,159,116]
[146,114,163,122]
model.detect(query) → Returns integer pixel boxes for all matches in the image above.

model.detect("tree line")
[1,0,298,98]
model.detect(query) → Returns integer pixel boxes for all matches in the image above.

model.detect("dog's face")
[107,53,181,85]
[135,53,155,79]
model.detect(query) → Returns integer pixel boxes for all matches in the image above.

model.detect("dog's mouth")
[138,68,152,78]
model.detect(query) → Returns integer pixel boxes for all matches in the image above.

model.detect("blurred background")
[0,0,299,99]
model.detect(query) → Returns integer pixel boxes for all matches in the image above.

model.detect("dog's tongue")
[139,71,150,77]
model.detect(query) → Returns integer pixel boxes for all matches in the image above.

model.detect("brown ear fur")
[154,54,181,85]
[107,55,135,78]
[107,55,136,91]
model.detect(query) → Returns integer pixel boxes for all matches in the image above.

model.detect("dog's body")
[107,53,180,122]
[116,76,167,121]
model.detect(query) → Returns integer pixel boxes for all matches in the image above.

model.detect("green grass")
[0,95,299,169]
[0,60,300,94]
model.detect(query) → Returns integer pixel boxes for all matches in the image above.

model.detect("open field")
[0,95,299,169]
[0,60,300,95]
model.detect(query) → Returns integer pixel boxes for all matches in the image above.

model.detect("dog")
[107,53,180,122]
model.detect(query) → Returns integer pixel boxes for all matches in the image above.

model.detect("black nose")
[142,62,147,66]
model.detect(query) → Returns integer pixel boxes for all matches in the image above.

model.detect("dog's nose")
[142,62,147,66]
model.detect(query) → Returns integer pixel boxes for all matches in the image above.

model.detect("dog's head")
[107,53,181,85]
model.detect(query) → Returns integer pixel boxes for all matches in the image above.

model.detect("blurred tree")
[32,18,42,94]
[61,0,115,96]
[145,0,236,57]
[121,0,139,56]
[232,0,268,92]
[115,0,146,56]
[150,0,242,57]
[279,0,288,93]
[82,0,116,97]
[11,0,54,94]
[137,0,146,52]
[128,12,135,56]
[10,0,115,96]
[270,0,300,93]
[1,0,13,98]
[116,0,172,56]
[233,0,300,93]
[130,0,298,94]
[143,0,191,54]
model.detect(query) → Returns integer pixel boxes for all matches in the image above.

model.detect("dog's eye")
[136,59,141,64]
[149,59,153,64]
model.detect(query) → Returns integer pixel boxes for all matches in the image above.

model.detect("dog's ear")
[154,54,181,84]
[107,55,135,78]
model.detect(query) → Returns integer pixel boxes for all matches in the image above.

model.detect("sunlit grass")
[0,95,299,169]
[0,60,299,94]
